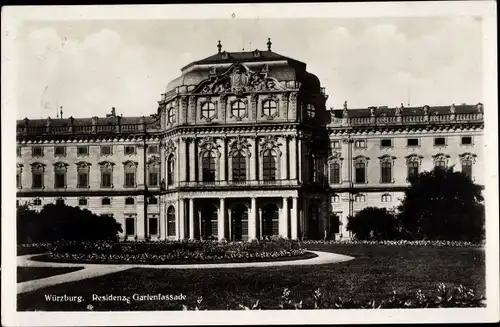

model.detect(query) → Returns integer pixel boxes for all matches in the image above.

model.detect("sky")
[17,16,483,119]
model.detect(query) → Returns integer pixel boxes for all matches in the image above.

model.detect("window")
[124,162,137,187]
[77,163,90,188]
[381,139,392,147]
[407,161,419,179]
[329,162,340,184]
[148,145,159,154]
[124,145,136,155]
[354,194,365,202]
[354,140,366,148]
[381,161,392,183]
[78,198,87,206]
[149,217,158,235]
[55,198,65,206]
[125,217,135,236]
[232,151,246,182]
[31,163,44,189]
[381,194,392,202]
[54,146,66,156]
[306,104,316,118]
[17,147,21,157]
[100,146,112,155]
[167,107,175,123]
[54,163,67,189]
[148,197,158,205]
[262,149,277,181]
[262,100,277,117]
[461,136,473,145]
[407,138,419,147]
[32,147,44,157]
[355,162,366,183]
[202,151,216,183]
[201,102,216,119]
[462,159,473,179]
[167,154,175,185]
[434,137,446,146]
[77,146,89,156]
[148,162,159,186]
[435,159,447,169]
[102,197,111,206]
[309,153,317,182]
[231,101,246,118]
[167,206,176,237]
[125,197,135,205]
[33,198,42,206]
[332,194,340,203]
[331,140,341,149]
[100,167,113,188]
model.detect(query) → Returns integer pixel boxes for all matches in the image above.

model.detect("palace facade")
[16,40,484,241]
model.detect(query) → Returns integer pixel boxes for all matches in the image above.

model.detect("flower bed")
[301,239,484,247]
[37,239,309,264]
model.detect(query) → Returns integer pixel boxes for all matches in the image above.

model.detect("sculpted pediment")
[194,63,289,95]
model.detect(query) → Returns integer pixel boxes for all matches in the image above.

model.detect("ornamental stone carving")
[98,161,115,171]
[259,135,282,156]
[199,136,220,153]
[189,96,197,121]
[228,136,251,156]
[165,139,176,155]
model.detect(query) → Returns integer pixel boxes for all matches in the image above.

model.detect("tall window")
[31,163,44,189]
[201,102,216,119]
[262,100,277,117]
[77,163,90,188]
[125,217,135,236]
[231,101,246,118]
[167,206,176,237]
[381,161,392,183]
[329,162,340,184]
[100,162,113,188]
[407,161,419,179]
[148,162,159,186]
[306,103,315,118]
[124,161,137,187]
[149,217,158,235]
[54,163,67,188]
[262,149,277,181]
[355,162,366,183]
[202,151,216,183]
[167,154,175,185]
[462,159,473,179]
[232,151,246,182]
[167,107,175,124]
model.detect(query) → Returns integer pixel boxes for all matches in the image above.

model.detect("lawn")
[17,267,84,283]
[17,244,485,311]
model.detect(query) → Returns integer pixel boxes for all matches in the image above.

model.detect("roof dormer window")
[253,49,261,58]
[221,51,229,60]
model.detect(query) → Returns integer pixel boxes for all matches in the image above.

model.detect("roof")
[17,116,156,128]
[181,50,305,71]
[329,104,483,119]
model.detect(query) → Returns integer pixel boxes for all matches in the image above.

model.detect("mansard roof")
[329,103,482,119]
[17,115,156,128]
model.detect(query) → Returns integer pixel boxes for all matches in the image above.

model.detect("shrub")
[346,207,399,240]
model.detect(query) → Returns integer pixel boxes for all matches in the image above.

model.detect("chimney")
[92,116,98,133]
[112,107,116,116]
[60,106,63,119]
[69,116,74,133]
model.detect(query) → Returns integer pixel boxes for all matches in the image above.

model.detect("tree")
[17,203,123,244]
[398,167,485,242]
[346,207,398,240]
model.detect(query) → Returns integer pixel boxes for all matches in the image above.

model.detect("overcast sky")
[17,16,483,119]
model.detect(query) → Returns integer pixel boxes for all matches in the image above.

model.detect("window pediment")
[30,162,46,172]
[353,155,369,163]
[76,161,92,169]
[98,161,115,171]
[122,160,138,169]
[459,152,477,163]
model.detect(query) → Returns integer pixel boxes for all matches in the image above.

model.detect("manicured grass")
[17,244,485,311]
[30,252,317,265]
[17,267,84,283]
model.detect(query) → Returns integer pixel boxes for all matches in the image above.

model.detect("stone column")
[220,137,226,183]
[176,138,181,187]
[198,209,202,239]
[249,197,257,240]
[159,198,166,240]
[178,198,185,240]
[189,138,196,182]
[280,197,289,238]
[218,198,226,240]
[189,198,195,240]
[258,208,263,239]
[297,136,302,181]
[289,136,297,180]
[227,208,232,241]
[281,137,288,180]
[179,137,187,183]
[291,197,298,239]
[250,137,257,181]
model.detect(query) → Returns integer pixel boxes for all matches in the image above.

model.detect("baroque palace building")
[16,40,485,241]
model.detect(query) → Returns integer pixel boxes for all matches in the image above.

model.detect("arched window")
[125,197,135,205]
[148,162,159,186]
[202,151,216,183]
[78,198,87,206]
[354,194,365,202]
[262,149,277,182]
[262,100,277,117]
[231,101,246,118]
[102,197,111,206]
[332,194,340,203]
[201,102,216,119]
[462,159,473,179]
[309,153,317,182]
[167,154,175,185]
[355,162,366,184]
[306,103,316,118]
[167,107,175,124]
[407,161,419,179]
[329,162,340,184]
[381,194,392,202]
[232,151,246,182]
[381,161,392,183]
[167,206,176,237]
[54,162,67,189]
